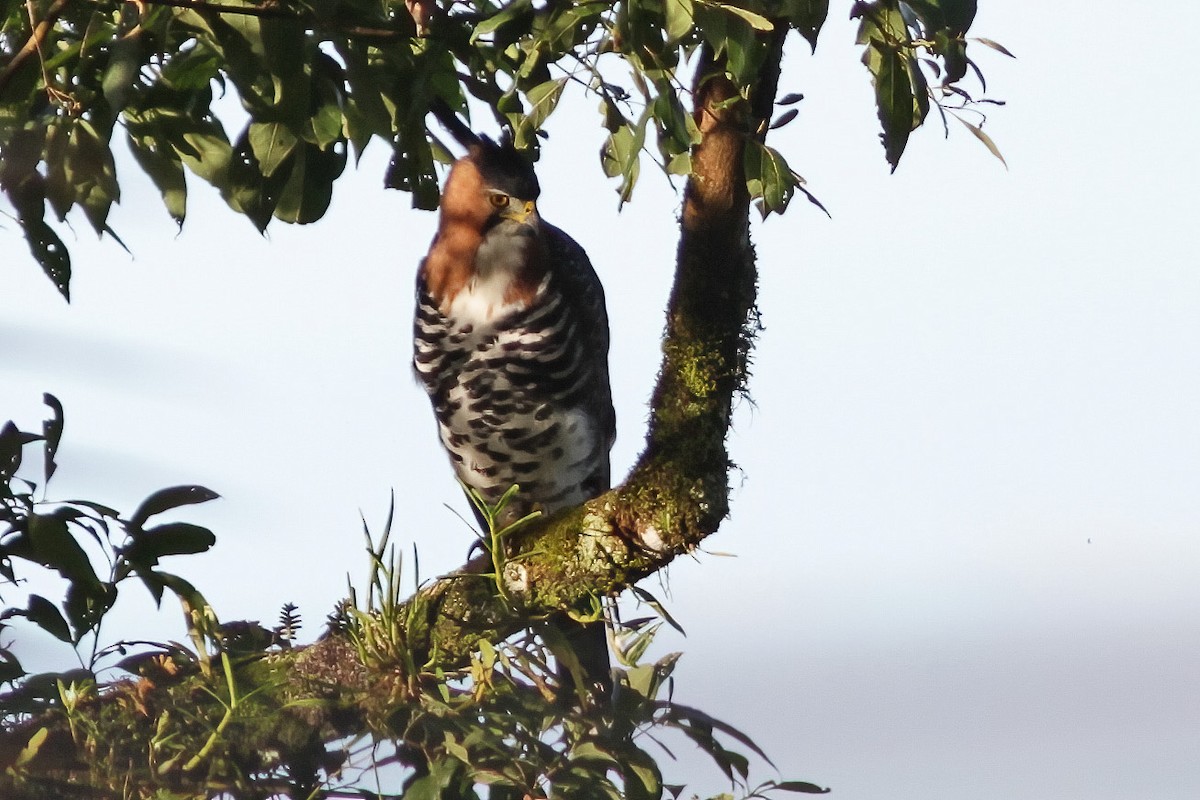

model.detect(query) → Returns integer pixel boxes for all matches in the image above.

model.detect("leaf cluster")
[1,394,220,713]
[852,0,1011,170]
[1,0,1005,298]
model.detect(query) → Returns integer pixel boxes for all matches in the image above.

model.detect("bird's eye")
[488,193,509,209]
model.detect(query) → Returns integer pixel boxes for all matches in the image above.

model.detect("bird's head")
[422,136,548,306]
[472,136,541,229]
[439,136,542,237]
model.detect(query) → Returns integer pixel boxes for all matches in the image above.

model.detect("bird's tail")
[548,615,612,707]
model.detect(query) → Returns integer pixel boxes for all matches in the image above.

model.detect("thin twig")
[0,0,71,97]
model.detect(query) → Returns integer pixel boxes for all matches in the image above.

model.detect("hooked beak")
[501,199,538,227]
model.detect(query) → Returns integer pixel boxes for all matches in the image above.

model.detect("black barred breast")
[414,225,614,529]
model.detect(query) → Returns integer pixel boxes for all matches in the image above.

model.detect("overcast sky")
[3,4,1198,799]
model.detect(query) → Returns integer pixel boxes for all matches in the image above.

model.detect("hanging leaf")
[744,140,797,217]
[952,114,1007,167]
[783,0,830,52]
[972,36,1016,58]
[769,108,799,129]
[856,2,925,170]
[513,78,567,150]
[125,127,188,225]
[600,114,647,206]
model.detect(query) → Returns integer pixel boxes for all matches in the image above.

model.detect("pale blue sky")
[3,4,1198,798]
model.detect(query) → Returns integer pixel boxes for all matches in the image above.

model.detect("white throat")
[447,221,537,322]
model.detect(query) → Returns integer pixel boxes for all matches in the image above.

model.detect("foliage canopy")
[1,0,1005,298]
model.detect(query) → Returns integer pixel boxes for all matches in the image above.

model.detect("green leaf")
[630,585,686,635]
[744,140,797,217]
[308,92,344,150]
[222,128,288,231]
[600,114,647,206]
[63,581,117,641]
[13,727,48,767]
[273,140,347,224]
[652,85,700,165]
[148,570,209,613]
[64,119,119,235]
[0,420,36,481]
[904,0,977,33]
[124,125,187,225]
[25,217,71,301]
[125,522,216,568]
[28,513,100,588]
[695,5,764,84]
[128,485,220,530]
[856,2,922,170]
[160,41,223,91]
[43,120,74,222]
[386,126,439,211]
[773,779,832,793]
[570,741,620,769]
[664,0,695,44]
[248,121,299,178]
[101,33,142,112]
[42,393,63,486]
[401,756,465,800]
[707,2,773,31]
[514,78,567,150]
[24,596,72,643]
[620,748,663,800]
[782,0,829,51]
[472,0,534,42]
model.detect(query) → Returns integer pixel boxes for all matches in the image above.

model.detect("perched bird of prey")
[413,135,615,693]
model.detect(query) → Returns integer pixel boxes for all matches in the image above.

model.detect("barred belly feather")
[414,226,613,529]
